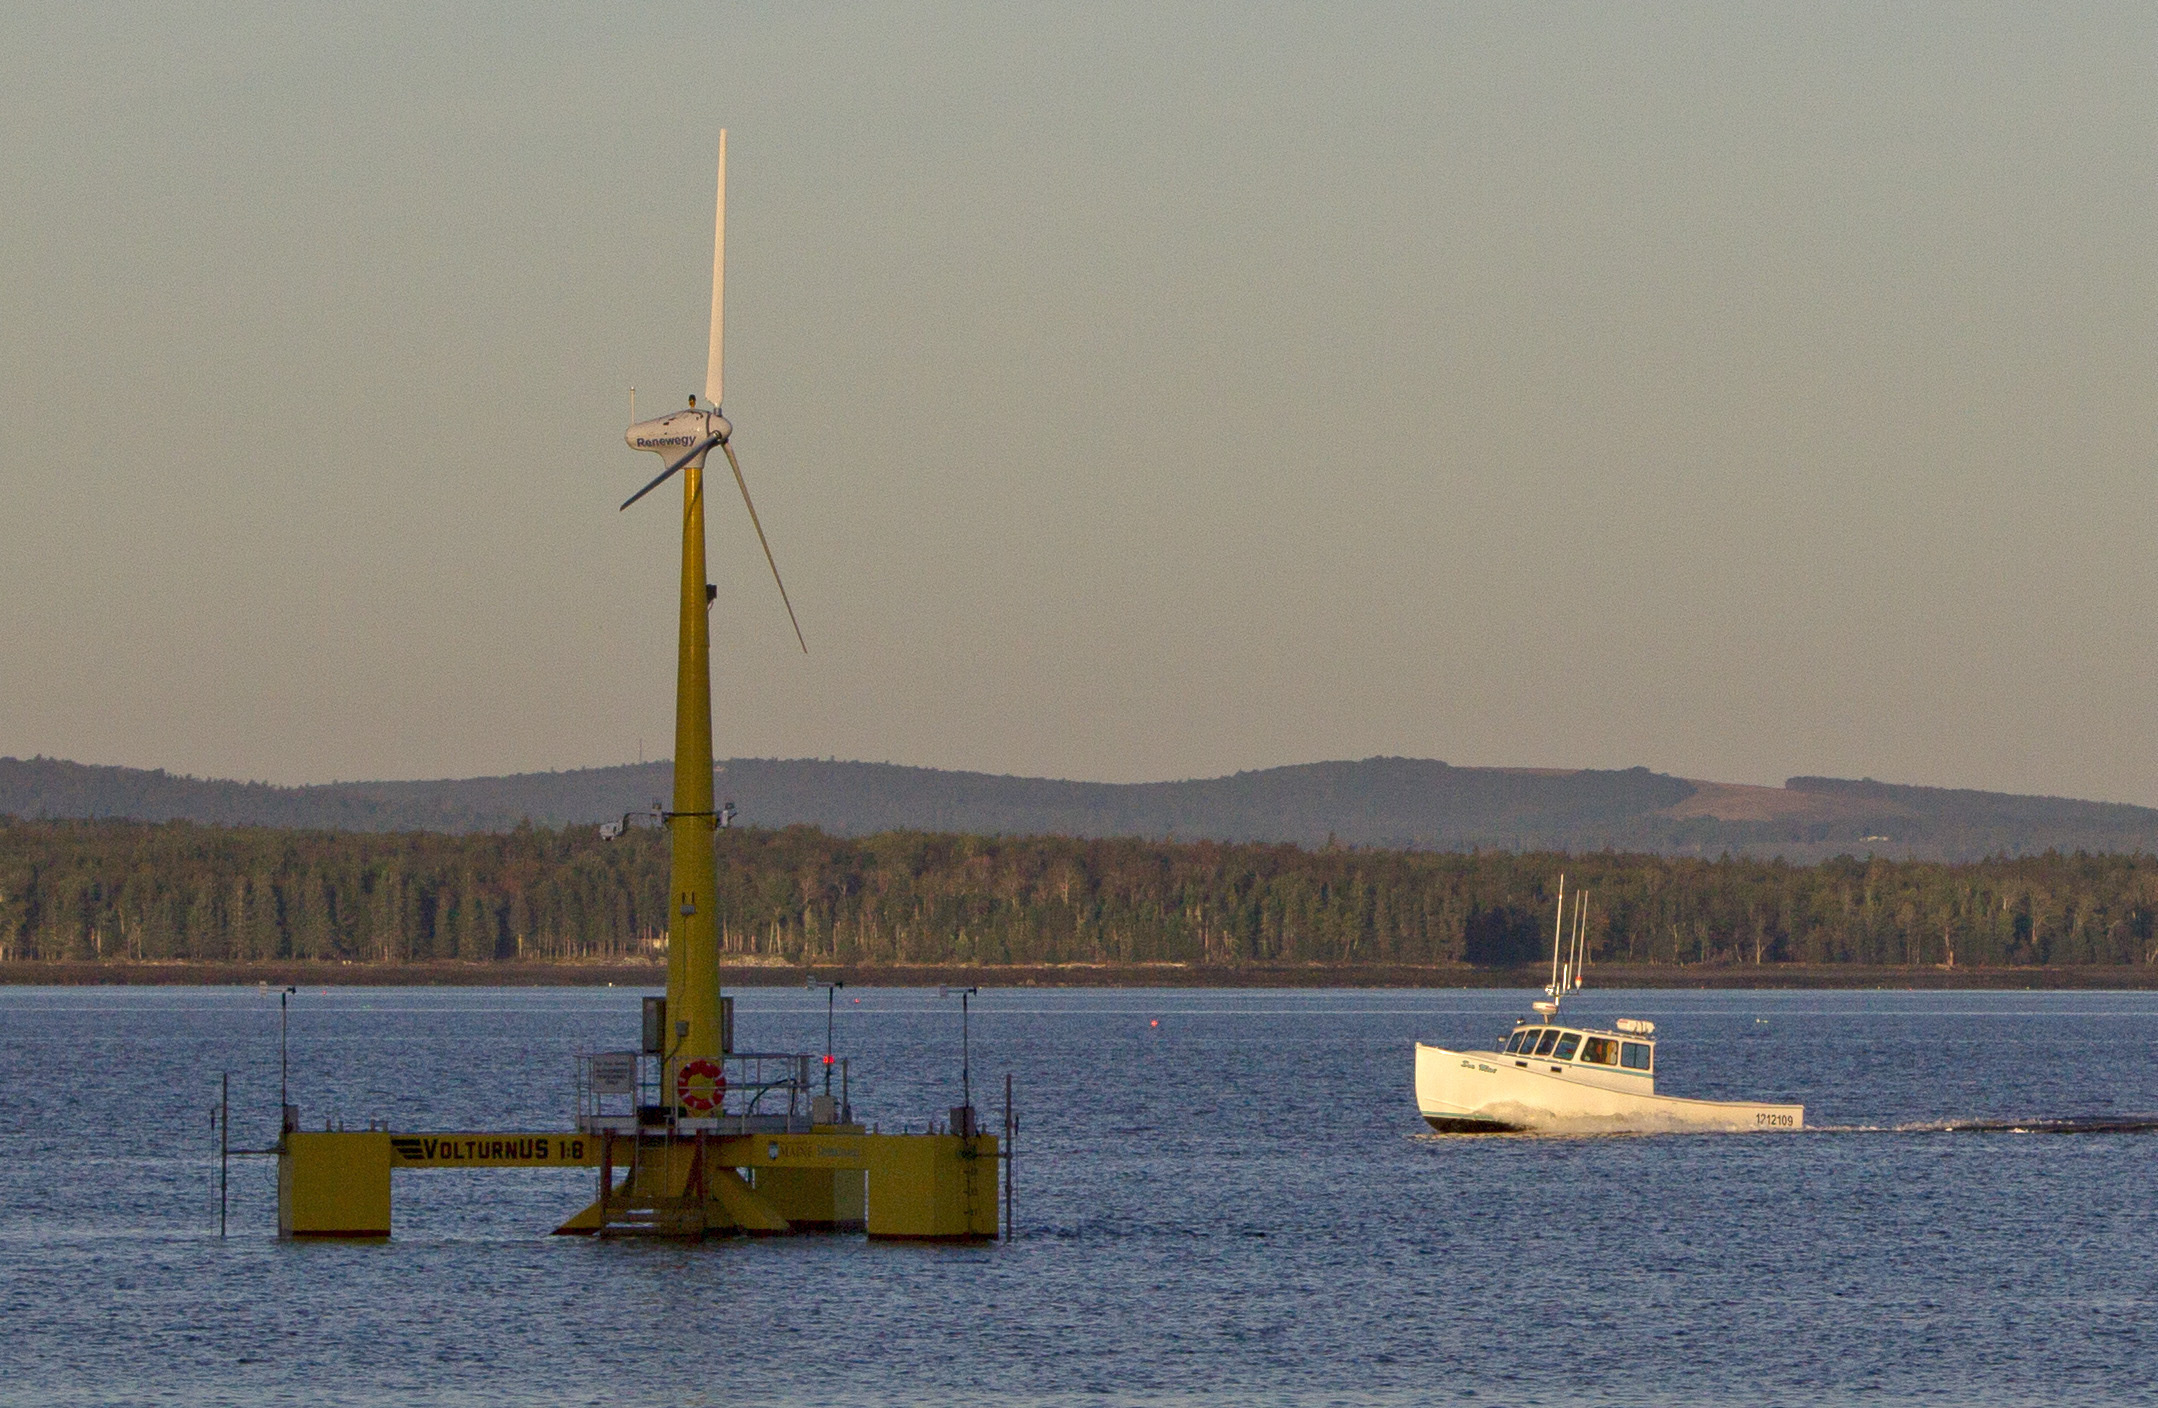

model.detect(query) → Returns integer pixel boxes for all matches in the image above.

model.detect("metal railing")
[575,1049,851,1132]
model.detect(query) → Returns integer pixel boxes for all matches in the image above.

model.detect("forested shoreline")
[5,817,2158,970]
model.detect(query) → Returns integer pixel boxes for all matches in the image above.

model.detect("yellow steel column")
[279,1132,392,1238]
[668,449,724,1080]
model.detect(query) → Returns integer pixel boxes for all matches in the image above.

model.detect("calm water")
[2,985,2154,1406]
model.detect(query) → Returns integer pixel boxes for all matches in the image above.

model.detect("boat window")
[1532,1029,1561,1057]
[1552,1032,1581,1061]
[1504,1030,1532,1054]
[1621,1041,1652,1072]
[1580,1036,1617,1066]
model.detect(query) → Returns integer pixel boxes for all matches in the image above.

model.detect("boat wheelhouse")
[1495,1017,1656,1089]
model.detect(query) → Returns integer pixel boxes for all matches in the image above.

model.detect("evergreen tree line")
[4,817,2158,968]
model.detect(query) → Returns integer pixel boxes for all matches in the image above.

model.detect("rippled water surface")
[3,985,2155,1406]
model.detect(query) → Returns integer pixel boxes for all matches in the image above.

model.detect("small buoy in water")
[1150,1019,1159,1028]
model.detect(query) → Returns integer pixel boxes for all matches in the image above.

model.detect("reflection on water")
[2,985,2155,1406]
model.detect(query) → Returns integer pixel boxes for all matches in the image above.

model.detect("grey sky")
[4,3,2155,801]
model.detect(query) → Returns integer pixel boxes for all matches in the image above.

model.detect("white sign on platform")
[589,1051,639,1096]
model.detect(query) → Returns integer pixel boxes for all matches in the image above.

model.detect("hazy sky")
[5,3,2156,800]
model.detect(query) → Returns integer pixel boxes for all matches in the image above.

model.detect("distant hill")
[6,754,2158,861]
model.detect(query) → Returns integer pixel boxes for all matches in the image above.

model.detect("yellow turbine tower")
[620,130,806,1108]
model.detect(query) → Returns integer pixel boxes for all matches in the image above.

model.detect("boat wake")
[1815,1116,2158,1135]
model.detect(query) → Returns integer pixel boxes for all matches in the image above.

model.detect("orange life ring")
[676,1058,726,1113]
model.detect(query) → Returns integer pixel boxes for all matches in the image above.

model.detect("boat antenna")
[1546,873,1566,1003]
[1582,893,1593,989]
[1573,892,1582,989]
[1561,892,1573,993]
[1569,891,1587,992]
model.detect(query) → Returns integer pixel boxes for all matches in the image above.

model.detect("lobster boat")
[1414,878,1805,1134]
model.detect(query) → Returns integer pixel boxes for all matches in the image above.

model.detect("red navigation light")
[822,1054,835,1064]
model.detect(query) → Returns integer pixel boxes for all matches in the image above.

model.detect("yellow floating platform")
[279,1127,1001,1242]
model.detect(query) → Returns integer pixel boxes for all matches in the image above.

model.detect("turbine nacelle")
[626,407,730,466]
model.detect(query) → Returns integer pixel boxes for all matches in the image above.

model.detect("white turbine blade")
[705,130,726,409]
[718,438,807,653]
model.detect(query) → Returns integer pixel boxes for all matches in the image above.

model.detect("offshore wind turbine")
[620,130,804,1112]
[275,134,1008,1243]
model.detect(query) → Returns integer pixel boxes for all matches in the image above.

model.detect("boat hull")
[1416,1043,1804,1134]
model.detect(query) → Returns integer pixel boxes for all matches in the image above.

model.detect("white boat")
[1414,877,1804,1134]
